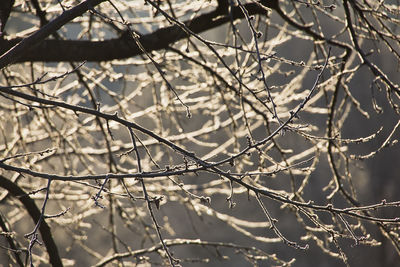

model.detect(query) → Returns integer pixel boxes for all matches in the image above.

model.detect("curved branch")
[94,238,278,267]
[0,212,24,266]
[343,0,399,96]
[0,1,354,66]
[0,3,267,64]
[0,175,63,267]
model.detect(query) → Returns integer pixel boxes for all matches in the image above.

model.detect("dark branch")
[0,175,63,267]
[0,0,14,34]
[0,3,267,64]
[0,0,107,68]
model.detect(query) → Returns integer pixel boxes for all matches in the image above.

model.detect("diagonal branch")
[0,0,106,69]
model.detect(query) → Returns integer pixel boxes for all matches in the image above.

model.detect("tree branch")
[0,0,106,69]
[0,2,267,64]
[0,175,63,267]
[0,0,14,34]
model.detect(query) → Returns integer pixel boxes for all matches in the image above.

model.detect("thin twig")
[129,127,178,266]
[24,178,52,267]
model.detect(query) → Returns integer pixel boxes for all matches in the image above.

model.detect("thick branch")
[0,3,267,64]
[0,0,106,68]
[0,175,63,267]
[0,0,14,33]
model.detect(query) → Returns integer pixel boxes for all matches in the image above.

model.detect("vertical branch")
[92,174,109,208]
[237,0,280,122]
[128,127,178,266]
[24,178,52,267]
